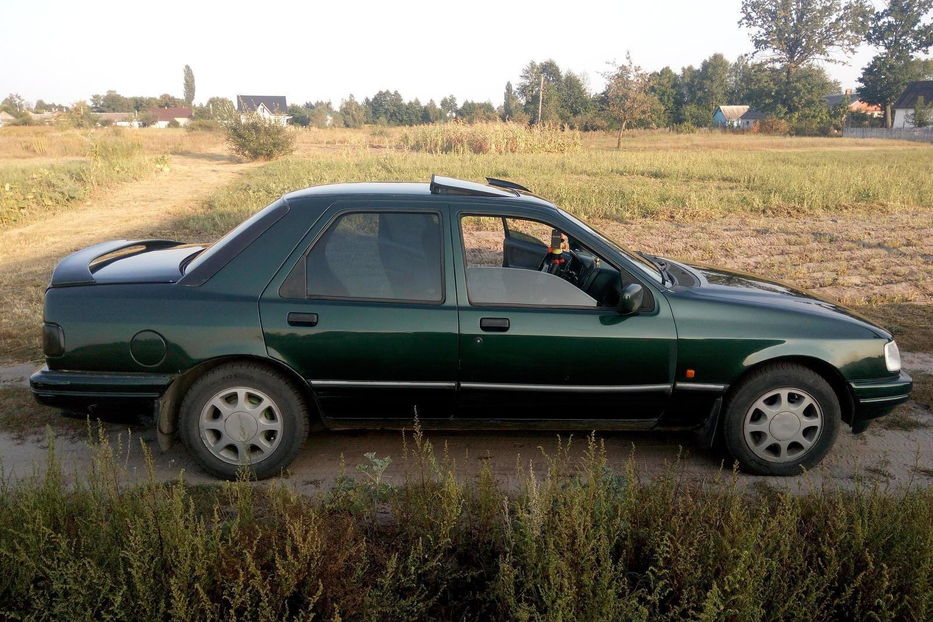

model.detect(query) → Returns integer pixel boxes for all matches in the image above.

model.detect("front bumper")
[849,370,913,426]
[30,366,174,413]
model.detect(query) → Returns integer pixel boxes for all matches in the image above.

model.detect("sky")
[1,0,884,108]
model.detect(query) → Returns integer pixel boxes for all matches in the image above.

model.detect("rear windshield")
[183,199,289,281]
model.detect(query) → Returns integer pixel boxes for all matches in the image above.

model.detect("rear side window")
[306,211,443,302]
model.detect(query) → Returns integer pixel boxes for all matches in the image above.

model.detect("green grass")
[178,141,933,237]
[0,430,929,621]
[0,133,156,226]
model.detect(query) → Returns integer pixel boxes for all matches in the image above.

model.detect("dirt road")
[1,353,930,493]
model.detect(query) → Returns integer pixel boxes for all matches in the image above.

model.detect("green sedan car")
[31,175,912,478]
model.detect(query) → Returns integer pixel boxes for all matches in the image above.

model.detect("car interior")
[462,216,630,308]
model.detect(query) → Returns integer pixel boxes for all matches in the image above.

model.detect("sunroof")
[429,175,517,197]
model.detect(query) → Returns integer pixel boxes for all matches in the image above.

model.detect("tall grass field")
[0,430,929,621]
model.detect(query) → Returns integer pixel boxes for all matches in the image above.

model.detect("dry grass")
[399,122,581,154]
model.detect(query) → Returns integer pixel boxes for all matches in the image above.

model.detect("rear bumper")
[849,371,913,425]
[30,366,174,413]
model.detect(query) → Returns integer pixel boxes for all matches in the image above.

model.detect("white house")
[237,95,290,125]
[712,105,749,127]
[892,81,933,128]
[713,105,765,128]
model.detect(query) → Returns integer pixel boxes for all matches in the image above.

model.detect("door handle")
[287,312,319,327]
[480,317,510,332]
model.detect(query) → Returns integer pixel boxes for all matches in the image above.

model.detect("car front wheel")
[722,363,840,476]
[178,363,309,480]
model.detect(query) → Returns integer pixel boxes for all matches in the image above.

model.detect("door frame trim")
[309,380,674,393]
[311,380,457,389]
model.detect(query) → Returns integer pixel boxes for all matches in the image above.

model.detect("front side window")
[307,211,443,302]
[461,215,628,308]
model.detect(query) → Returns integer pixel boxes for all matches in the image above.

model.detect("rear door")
[454,208,676,423]
[259,201,459,422]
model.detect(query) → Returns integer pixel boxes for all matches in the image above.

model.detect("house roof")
[0,111,15,121]
[893,81,933,109]
[237,95,288,114]
[740,109,767,121]
[824,93,859,107]
[146,107,193,122]
[714,105,750,121]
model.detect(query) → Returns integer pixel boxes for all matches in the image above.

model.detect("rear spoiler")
[50,239,184,287]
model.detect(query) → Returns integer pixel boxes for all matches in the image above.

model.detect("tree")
[340,96,367,128]
[858,0,933,126]
[739,0,871,112]
[183,65,196,106]
[457,100,497,123]
[502,81,520,121]
[1,93,26,114]
[422,99,442,124]
[907,95,933,126]
[517,60,565,122]
[603,54,660,147]
[440,95,458,119]
[648,67,679,126]
[197,96,237,122]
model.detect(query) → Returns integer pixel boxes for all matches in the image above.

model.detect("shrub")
[186,118,225,133]
[225,116,295,160]
[0,432,928,621]
[166,118,180,129]
[756,116,792,135]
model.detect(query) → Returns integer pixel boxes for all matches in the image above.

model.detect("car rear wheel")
[179,363,309,480]
[722,363,840,476]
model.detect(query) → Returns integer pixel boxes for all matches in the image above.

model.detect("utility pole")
[537,74,544,125]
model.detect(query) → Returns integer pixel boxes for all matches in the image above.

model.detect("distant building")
[93,112,139,127]
[713,105,749,127]
[0,111,15,127]
[824,89,882,117]
[892,81,933,128]
[145,107,193,128]
[713,105,765,128]
[237,95,290,125]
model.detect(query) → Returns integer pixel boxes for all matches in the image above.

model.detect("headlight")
[884,341,901,373]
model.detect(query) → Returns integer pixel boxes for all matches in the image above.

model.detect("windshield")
[557,208,664,284]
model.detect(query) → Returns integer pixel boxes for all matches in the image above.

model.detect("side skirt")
[320,417,697,432]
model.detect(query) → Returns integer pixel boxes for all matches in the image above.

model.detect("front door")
[260,203,459,422]
[454,211,676,423]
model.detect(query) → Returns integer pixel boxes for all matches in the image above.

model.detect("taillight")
[42,323,65,357]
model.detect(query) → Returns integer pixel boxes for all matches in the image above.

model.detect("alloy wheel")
[198,386,283,465]
[743,387,823,463]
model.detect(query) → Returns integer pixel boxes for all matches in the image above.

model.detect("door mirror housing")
[618,283,644,315]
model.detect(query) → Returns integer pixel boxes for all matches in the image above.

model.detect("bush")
[0,432,929,621]
[755,116,792,135]
[225,116,296,160]
[166,118,180,129]
[186,118,225,133]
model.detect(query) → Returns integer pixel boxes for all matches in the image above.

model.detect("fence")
[843,127,933,143]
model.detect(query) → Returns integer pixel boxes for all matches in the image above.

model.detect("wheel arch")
[726,355,855,426]
[156,355,320,449]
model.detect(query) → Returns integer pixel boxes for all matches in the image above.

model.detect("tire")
[178,362,310,480]
[722,363,840,476]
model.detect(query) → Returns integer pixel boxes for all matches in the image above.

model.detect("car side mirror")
[618,283,644,315]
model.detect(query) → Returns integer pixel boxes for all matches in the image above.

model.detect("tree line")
[3,1,931,134]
